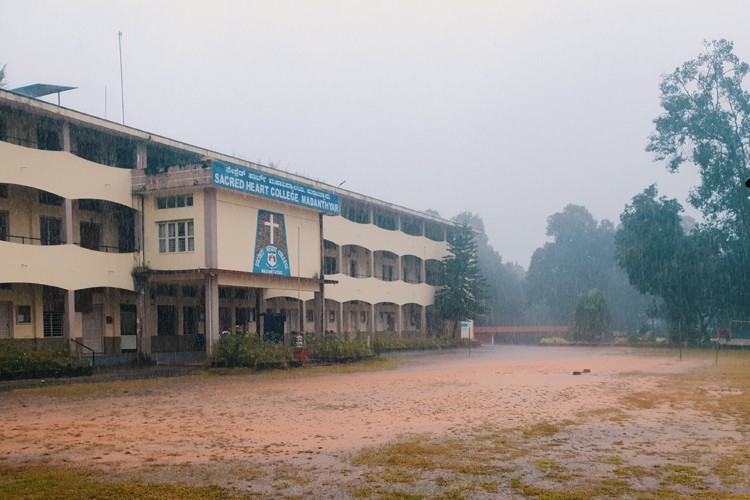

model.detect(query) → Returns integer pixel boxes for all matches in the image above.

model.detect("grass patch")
[0,465,231,499]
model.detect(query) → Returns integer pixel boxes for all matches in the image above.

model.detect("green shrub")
[0,342,91,380]
[211,327,293,369]
[371,336,477,354]
[307,333,373,362]
[539,337,569,345]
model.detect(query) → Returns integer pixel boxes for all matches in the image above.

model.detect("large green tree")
[615,186,721,343]
[434,223,486,337]
[647,39,750,233]
[646,38,750,325]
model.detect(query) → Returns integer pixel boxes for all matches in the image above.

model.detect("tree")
[0,64,6,88]
[434,223,486,337]
[525,204,650,330]
[615,186,720,344]
[572,289,611,342]
[646,38,750,329]
[647,39,750,235]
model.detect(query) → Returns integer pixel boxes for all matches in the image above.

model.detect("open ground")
[1,345,749,498]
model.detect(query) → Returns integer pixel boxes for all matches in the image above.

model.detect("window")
[78,199,102,212]
[382,265,394,282]
[17,305,31,324]
[349,260,358,277]
[37,127,61,151]
[158,220,194,253]
[157,305,177,336]
[156,194,193,209]
[324,256,337,275]
[43,311,63,336]
[183,306,198,336]
[0,184,7,198]
[0,211,7,241]
[39,191,63,206]
[40,217,62,245]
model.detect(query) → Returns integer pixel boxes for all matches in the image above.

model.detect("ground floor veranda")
[0,275,438,358]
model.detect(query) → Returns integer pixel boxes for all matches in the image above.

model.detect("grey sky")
[2,1,749,267]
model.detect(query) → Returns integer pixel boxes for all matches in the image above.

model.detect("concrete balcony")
[0,140,133,207]
[0,240,136,291]
[325,215,447,261]
[324,273,434,306]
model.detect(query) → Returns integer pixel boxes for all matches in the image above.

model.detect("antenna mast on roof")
[118,31,125,124]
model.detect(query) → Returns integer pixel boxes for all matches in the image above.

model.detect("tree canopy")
[434,222,486,337]
[647,39,750,235]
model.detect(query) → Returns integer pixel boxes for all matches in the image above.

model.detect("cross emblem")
[264,213,280,245]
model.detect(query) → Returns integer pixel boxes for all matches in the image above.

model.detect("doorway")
[82,304,103,352]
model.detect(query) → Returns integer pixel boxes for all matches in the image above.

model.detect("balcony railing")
[2,234,131,253]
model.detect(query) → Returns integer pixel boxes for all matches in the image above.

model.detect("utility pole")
[118,31,125,124]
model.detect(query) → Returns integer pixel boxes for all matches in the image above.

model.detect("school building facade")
[0,89,453,357]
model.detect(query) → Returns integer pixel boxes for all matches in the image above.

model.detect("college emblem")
[253,210,291,276]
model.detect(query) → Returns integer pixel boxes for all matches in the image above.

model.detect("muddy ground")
[1,346,749,498]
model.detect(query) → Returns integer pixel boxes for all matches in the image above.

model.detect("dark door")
[263,313,286,343]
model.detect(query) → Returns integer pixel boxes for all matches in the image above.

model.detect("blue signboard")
[212,160,340,215]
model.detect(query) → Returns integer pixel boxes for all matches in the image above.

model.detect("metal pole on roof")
[118,31,125,124]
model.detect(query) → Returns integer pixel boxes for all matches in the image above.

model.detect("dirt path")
[1,346,747,498]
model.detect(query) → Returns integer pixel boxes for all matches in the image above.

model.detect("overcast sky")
[2,1,749,267]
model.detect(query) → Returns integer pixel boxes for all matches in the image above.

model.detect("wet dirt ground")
[1,346,748,498]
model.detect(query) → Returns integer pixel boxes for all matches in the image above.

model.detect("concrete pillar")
[337,244,343,274]
[370,303,376,334]
[420,258,426,284]
[396,305,402,337]
[369,250,375,278]
[338,302,344,334]
[63,196,75,344]
[136,279,151,354]
[421,305,427,336]
[205,273,219,356]
[256,288,265,339]
[396,255,402,281]
[204,189,218,268]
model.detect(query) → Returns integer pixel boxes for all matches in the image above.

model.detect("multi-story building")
[0,89,453,358]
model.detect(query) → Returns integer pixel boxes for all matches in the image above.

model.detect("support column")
[396,305,403,337]
[396,255,402,281]
[136,278,151,354]
[370,303,376,334]
[420,258,426,284]
[421,305,427,336]
[256,288,265,339]
[369,251,375,278]
[337,245,343,274]
[338,302,344,334]
[205,273,219,357]
[318,213,325,335]
[64,197,75,344]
